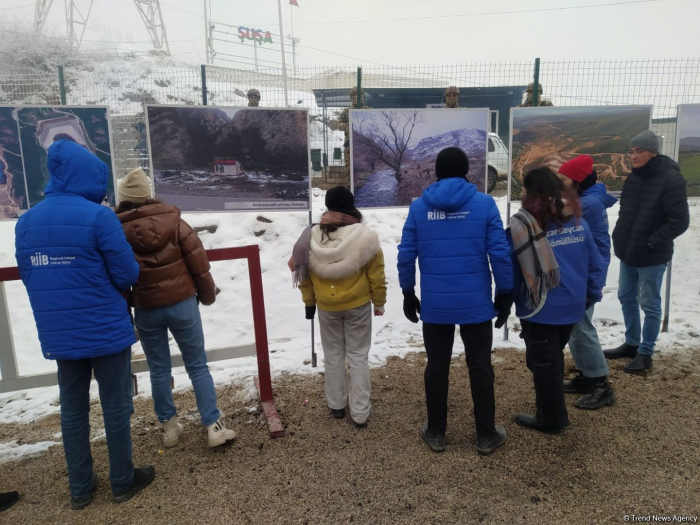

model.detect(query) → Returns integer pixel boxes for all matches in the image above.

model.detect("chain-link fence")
[1,58,699,196]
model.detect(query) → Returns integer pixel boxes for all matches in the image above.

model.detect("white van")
[487,132,509,193]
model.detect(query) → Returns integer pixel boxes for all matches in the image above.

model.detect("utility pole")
[276,0,289,106]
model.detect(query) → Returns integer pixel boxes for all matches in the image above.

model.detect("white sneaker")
[207,418,236,448]
[162,416,184,448]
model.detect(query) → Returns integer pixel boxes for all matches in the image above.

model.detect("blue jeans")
[618,261,667,356]
[135,296,220,427]
[568,306,609,378]
[56,347,134,497]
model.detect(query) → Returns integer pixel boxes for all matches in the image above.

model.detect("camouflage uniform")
[519,83,553,107]
[444,86,460,108]
[338,87,370,179]
[247,88,261,107]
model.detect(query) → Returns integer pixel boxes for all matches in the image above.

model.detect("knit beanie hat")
[435,147,469,180]
[325,186,356,215]
[558,155,594,183]
[118,168,152,203]
[629,130,659,153]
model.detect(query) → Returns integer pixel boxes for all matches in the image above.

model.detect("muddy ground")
[0,348,698,524]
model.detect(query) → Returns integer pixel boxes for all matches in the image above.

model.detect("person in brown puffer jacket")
[116,168,236,449]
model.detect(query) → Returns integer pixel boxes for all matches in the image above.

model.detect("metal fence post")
[532,58,540,107]
[662,259,672,332]
[58,65,66,105]
[356,67,362,108]
[201,65,208,105]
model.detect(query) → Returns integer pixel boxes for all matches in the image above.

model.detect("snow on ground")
[0,194,698,462]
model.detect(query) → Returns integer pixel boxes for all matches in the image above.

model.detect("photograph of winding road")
[0,105,113,218]
[510,105,652,199]
[677,104,700,197]
[351,108,488,208]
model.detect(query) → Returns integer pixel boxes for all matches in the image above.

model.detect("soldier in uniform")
[444,86,460,108]
[338,87,369,180]
[247,88,261,107]
[519,83,553,107]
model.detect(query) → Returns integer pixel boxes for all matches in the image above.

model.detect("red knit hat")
[558,155,594,183]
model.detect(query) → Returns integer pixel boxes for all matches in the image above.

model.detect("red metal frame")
[0,245,284,438]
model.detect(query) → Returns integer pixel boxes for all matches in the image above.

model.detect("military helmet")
[526,82,544,94]
[445,86,460,95]
[350,86,364,95]
[247,88,261,98]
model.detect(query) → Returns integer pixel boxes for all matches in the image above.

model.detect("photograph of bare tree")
[351,109,488,207]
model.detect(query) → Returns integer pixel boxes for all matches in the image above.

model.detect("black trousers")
[521,321,574,428]
[423,321,495,437]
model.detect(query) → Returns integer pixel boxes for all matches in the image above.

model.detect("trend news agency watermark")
[623,515,698,523]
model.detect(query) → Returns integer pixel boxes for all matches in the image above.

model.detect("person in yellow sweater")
[289,187,387,427]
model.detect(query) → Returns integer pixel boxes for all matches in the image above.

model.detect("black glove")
[402,290,421,323]
[494,291,514,329]
[305,305,316,320]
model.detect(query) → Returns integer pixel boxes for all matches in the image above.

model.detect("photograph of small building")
[214,160,243,176]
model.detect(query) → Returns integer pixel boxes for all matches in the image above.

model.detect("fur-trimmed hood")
[309,223,380,280]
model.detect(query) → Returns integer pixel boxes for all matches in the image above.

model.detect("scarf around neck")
[288,211,360,287]
[509,208,560,311]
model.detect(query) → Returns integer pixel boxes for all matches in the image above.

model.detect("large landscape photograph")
[351,108,488,207]
[0,105,113,219]
[147,106,310,211]
[510,105,652,199]
[677,104,700,197]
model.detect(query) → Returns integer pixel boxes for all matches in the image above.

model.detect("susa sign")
[238,27,274,44]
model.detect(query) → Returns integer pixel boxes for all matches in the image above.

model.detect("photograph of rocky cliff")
[351,109,488,208]
[146,106,310,211]
[677,104,700,197]
[510,105,652,199]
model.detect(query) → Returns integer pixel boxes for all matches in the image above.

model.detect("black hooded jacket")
[612,155,689,267]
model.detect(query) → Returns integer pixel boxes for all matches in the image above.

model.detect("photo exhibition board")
[508,105,653,202]
[349,108,490,208]
[675,104,700,198]
[145,105,311,212]
[0,105,115,220]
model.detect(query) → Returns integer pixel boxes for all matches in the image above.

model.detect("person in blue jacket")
[509,166,605,434]
[558,155,617,410]
[398,147,514,456]
[15,140,155,509]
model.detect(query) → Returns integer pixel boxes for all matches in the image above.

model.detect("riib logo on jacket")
[427,210,471,221]
[30,252,49,266]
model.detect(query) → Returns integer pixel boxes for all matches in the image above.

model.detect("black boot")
[0,491,19,513]
[420,423,446,453]
[574,377,616,410]
[331,408,346,419]
[476,425,507,456]
[603,343,638,360]
[514,414,569,435]
[563,371,594,394]
[624,354,652,375]
[112,466,155,503]
[70,472,97,510]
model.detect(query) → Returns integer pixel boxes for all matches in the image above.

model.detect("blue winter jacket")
[15,140,140,360]
[397,177,513,325]
[510,218,606,326]
[580,183,617,282]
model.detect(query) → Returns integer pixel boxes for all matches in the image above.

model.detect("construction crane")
[33,0,170,54]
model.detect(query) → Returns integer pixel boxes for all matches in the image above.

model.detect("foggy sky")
[5,0,700,68]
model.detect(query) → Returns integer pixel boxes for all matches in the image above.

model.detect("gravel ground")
[1,348,699,524]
